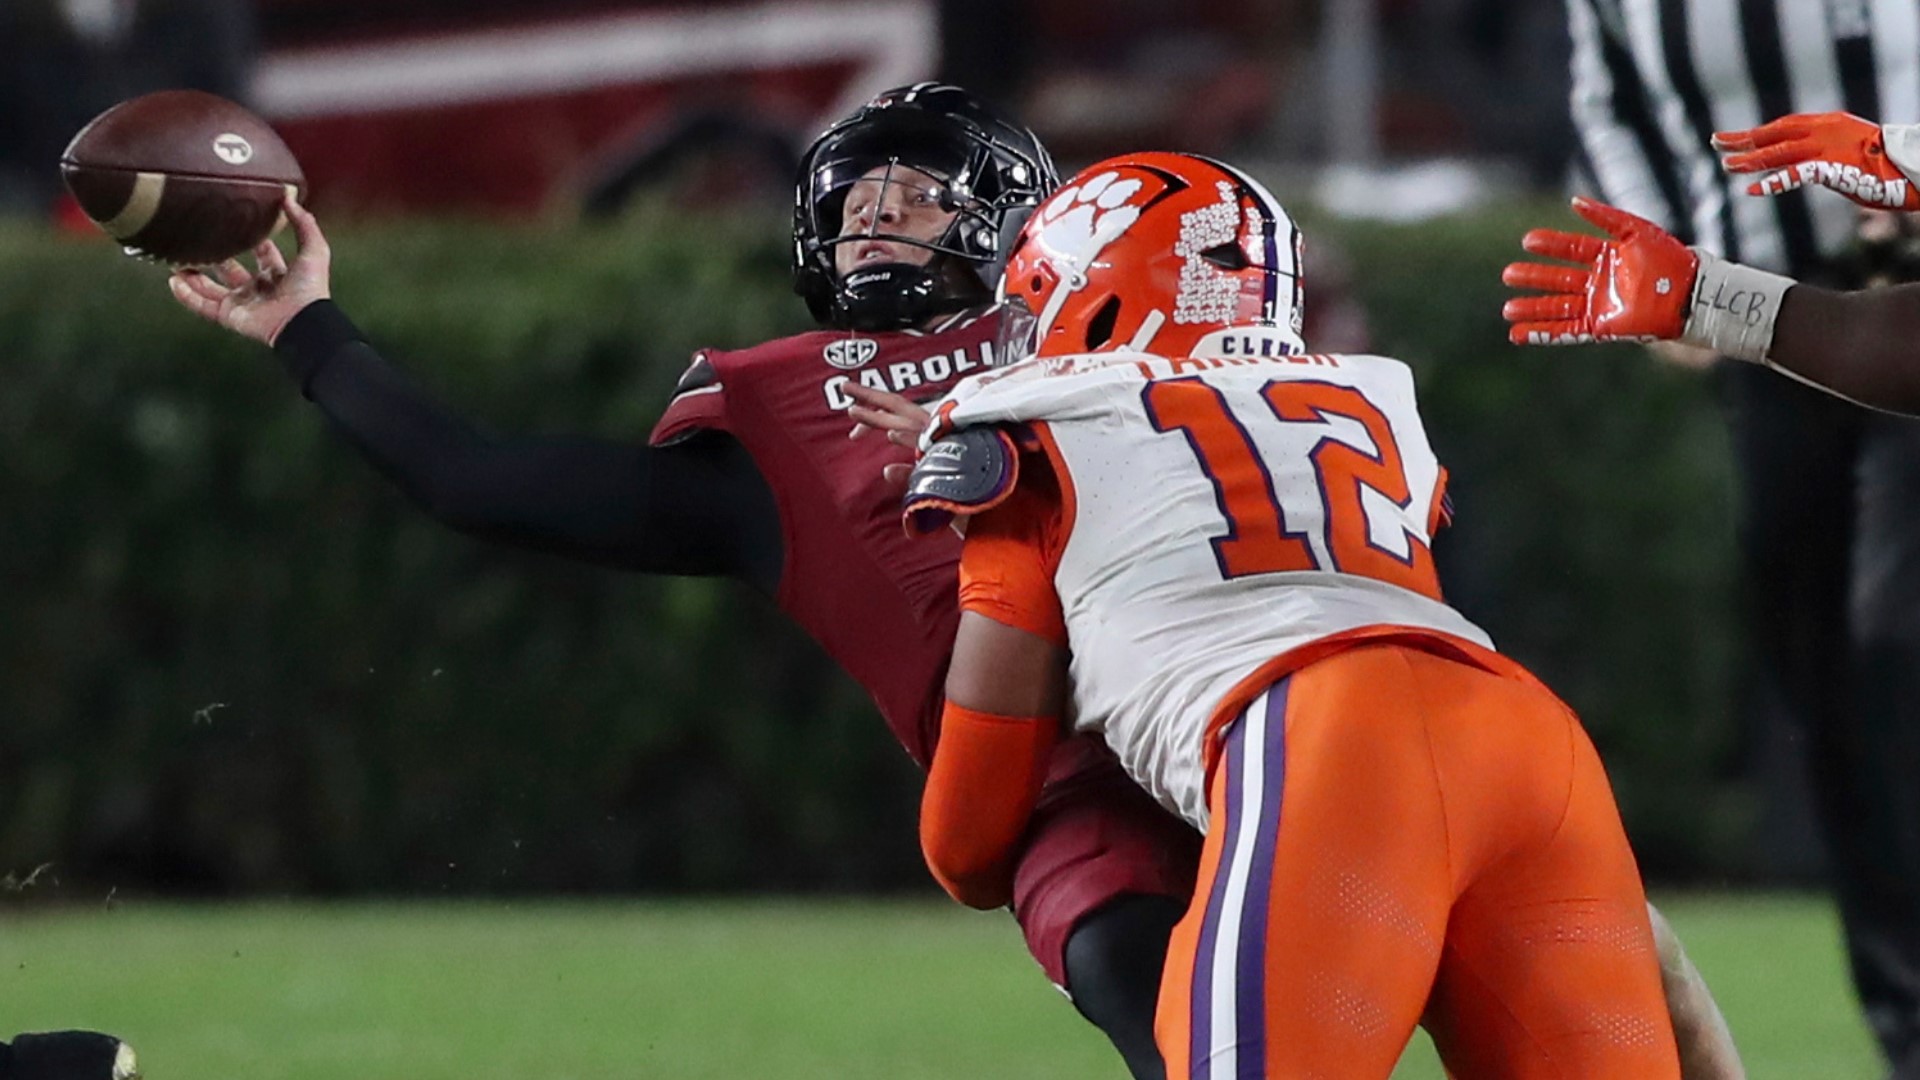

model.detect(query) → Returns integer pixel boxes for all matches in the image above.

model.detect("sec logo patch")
[823,337,879,370]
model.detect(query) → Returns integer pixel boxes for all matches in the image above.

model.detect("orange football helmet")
[995,152,1306,362]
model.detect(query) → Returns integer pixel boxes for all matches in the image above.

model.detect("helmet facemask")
[792,84,1056,332]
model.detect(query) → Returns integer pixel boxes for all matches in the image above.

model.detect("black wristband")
[272,299,367,397]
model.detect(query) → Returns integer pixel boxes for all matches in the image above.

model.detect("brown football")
[60,90,306,266]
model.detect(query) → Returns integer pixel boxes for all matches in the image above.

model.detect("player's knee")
[1063,893,1184,1080]
[1064,893,1181,1006]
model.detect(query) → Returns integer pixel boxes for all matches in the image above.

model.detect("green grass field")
[0,893,1879,1078]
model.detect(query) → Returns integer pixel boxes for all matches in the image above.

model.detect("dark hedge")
[0,202,1748,898]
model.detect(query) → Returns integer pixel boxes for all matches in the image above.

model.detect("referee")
[1568,1,1920,1074]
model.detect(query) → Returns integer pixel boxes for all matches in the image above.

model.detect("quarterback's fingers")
[1502,295,1586,323]
[214,258,252,290]
[1502,261,1591,293]
[168,271,224,319]
[881,462,912,487]
[1507,320,1591,346]
[215,257,257,290]
[284,194,331,263]
[1569,196,1660,241]
[171,269,229,303]
[1719,140,1820,174]
[254,237,288,277]
[1710,118,1810,153]
[1520,228,1604,264]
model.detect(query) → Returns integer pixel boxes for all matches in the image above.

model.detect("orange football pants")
[1155,639,1679,1079]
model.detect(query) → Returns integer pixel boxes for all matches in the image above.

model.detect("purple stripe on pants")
[1189,695,1250,1077]
[1182,676,1290,1068]
[1233,678,1290,1077]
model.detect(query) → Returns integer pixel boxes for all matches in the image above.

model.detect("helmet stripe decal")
[1255,194,1280,320]
[1205,158,1301,326]
[1211,160,1298,279]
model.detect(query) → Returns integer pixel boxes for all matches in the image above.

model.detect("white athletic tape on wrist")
[1680,251,1794,364]
[1883,123,1920,189]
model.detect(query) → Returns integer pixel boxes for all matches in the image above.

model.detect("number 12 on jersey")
[1141,377,1443,601]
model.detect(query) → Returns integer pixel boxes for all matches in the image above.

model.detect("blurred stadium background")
[0,0,1876,1076]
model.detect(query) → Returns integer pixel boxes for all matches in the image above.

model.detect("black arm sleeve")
[272,301,782,592]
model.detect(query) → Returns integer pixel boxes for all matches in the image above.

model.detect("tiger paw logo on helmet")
[1029,171,1148,283]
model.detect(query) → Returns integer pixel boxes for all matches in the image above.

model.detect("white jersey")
[940,343,1492,830]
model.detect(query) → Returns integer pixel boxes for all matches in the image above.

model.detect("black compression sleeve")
[271,301,782,590]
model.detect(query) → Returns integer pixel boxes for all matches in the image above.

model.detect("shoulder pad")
[672,353,720,397]
[902,427,1020,536]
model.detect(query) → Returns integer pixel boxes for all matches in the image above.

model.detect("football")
[60,90,306,267]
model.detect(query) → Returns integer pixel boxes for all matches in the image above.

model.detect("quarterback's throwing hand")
[167,193,333,346]
[1502,197,1698,346]
[1714,111,1920,210]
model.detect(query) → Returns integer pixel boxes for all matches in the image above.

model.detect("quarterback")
[166,84,1196,1078]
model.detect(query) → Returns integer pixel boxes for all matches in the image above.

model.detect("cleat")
[1,1032,139,1080]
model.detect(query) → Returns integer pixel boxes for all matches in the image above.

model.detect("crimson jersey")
[650,309,1001,766]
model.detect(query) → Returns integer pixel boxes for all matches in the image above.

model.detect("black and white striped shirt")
[1568,0,1920,277]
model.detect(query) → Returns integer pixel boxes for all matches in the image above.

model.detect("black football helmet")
[792,83,1057,331]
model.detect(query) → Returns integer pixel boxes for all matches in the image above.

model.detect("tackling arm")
[1648,903,1747,1080]
[919,470,1072,909]
[923,611,1067,909]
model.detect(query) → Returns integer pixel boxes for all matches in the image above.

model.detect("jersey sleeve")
[649,352,729,446]
[956,455,1069,646]
[920,700,1059,909]
[269,302,779,581]
[1428,465,1453,534]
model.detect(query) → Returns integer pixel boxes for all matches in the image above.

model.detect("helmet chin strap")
[1031,269,1081,351]
[836,257,987,331]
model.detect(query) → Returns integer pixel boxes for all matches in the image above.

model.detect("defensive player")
[164,84,1197,1079]
[900,152,1683,1077]
[1504,112,1920,416]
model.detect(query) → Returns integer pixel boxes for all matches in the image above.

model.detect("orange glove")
[1713,111,1920,210]
[1502,196,1698,346]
